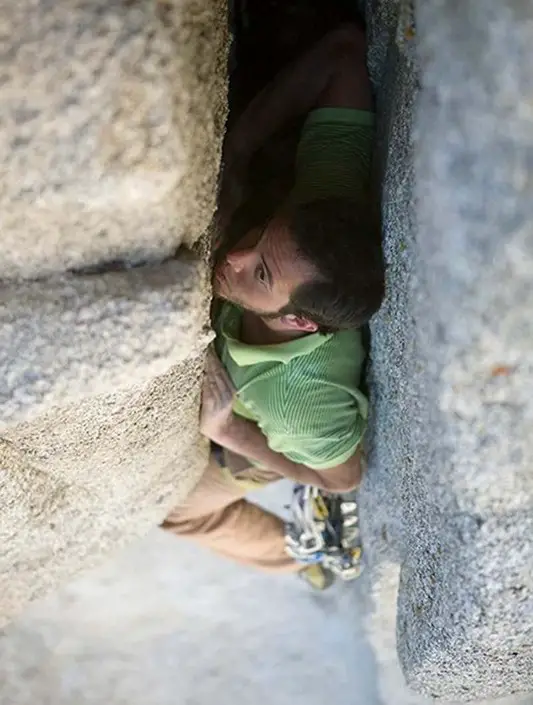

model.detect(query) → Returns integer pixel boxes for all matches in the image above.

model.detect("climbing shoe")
[298,564,335,591]
[285,484,364,581]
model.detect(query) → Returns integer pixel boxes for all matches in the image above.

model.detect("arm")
[217,414,364,493]
[199,347,364,493]
[225,24,372,166]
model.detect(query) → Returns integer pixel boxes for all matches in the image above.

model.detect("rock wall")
[362,0,533,700]
[0,0,227,626]
[2,0,532,701]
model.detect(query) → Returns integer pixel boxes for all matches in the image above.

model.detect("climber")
[162,24,383,589]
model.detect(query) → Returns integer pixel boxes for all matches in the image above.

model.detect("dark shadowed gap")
[223,0,365,246]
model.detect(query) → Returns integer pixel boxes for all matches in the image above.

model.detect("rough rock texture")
[363,561,533,705]
[0,0,227,626]
[3,0,533,700]
[1,0,226,279]
[0,488,383,705]
[1,257,211,426]
[361,0,533,701]
[0,486,530,705]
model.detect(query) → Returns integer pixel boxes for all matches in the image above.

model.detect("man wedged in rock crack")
[162,24,384,590]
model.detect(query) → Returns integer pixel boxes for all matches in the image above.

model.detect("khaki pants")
[162,451,299,573]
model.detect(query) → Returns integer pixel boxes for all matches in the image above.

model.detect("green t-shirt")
[215,303,368,470]
[216,106,374,470]
[289,107,374,204]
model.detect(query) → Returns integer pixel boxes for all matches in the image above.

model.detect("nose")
[225,249,253,273]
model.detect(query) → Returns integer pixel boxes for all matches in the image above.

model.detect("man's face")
[213,217,315,316]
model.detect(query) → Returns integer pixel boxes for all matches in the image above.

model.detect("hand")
[199,347,236,441]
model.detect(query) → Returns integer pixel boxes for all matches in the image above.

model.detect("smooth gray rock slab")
[0,486,381,705]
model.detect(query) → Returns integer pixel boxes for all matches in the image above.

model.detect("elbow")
[330,478,361,493]
[344,476,362,492]
[321,472,362,494]
[310,448,365,493]
[325,454,364,493]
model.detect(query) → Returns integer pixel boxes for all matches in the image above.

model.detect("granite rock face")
[2,0,533,700]
[362,0,533,700]
[1,0,227,279]
[1,257,212,426]
[0,0,227,626]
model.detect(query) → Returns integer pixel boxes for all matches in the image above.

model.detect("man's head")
[213,197,384,333]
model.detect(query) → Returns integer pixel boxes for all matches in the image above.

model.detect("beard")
[212,270,282,320]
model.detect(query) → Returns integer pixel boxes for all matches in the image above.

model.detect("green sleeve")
[256,377,368,471]
[289,107,375,205]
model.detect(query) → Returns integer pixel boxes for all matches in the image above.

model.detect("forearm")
[217,415,331,489]
[215,414,362,492]
[226,25,366,163]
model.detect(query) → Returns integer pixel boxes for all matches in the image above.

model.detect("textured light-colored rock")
[0,358,208,625]
[363,562,533,705]
[0,0,227,626]
[3,1,532,701]
[0,0,227,279]
[361,0,533,700]
[0,489,382,705]
[0,486,530,705]
[1,257,212,426]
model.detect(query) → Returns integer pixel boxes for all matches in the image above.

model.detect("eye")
[255,262,267,284]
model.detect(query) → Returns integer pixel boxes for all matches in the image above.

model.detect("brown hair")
[279,197,384,333]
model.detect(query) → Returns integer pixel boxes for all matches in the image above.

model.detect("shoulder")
[288,329,366,382]
[247,331,369,469]
[259,330,367,429]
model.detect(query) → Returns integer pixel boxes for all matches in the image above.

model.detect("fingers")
[205,346,224,382]
[212,364,234,402]
[205,345,219,364]
[204,347,235,401]
[204,346,218,375]
[206,347,228,381]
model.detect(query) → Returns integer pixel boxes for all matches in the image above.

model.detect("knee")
[161,505,231,537]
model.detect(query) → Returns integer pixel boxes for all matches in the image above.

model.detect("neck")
[241,310,309,345]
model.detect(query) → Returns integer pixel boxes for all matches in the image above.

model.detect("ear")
[279,314,318,333]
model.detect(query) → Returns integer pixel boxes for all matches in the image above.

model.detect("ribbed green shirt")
[289,107,374,205]
[215,107,374,469]
[215,303,368,469]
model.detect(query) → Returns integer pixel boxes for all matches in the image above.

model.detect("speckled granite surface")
[1,1,532,701]
[1,0,226,279]
[0,0,227,626]
[361,0,533,700]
